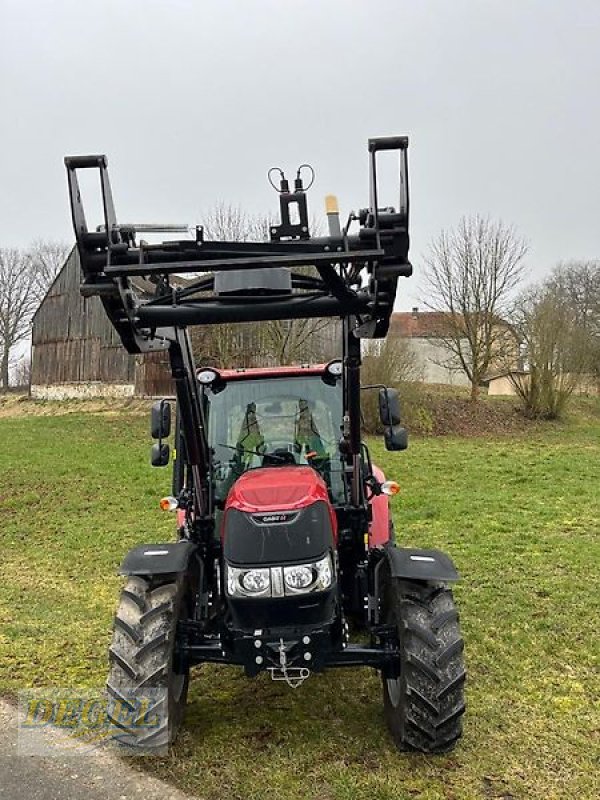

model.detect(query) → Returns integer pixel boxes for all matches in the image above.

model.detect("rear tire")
[383,579,466,753]
[106,575,189,748]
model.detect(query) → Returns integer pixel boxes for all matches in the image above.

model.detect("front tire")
[383,579,466,753]
[106,575,190,749]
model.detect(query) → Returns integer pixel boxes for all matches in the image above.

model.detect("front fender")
[383,542,460,582]
[119,541,198,577]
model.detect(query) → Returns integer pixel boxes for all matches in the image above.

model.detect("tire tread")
[383,580,466,754]
[106,575,189,748]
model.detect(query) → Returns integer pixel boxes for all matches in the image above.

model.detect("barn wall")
[32,249,126,347]
[31,248,174,398]
[134,351,175,397]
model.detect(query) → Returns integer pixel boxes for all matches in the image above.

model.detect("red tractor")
[65,138,465,753]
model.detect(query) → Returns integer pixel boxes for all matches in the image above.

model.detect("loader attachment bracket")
[64,136,411,354]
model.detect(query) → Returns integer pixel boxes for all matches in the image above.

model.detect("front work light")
[325,359,343,378]
[197,368,219,385]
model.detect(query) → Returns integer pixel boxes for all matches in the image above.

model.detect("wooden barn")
[31,248,173,399]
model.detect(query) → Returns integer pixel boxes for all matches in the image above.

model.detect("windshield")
[205,375,345,504]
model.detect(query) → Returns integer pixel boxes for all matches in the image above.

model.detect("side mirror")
[151,400,171,439]
[379,388,401,427]
[384,425,408,451]
[151,442,170,467]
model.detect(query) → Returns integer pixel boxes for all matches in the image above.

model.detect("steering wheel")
[262,441,297,466]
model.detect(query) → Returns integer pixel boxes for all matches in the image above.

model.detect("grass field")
[0,401,599,799]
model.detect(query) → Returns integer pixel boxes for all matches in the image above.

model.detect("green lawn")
[0,406,599,799]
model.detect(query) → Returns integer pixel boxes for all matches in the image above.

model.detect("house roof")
[391,310,515,339]
[390,311,453,338]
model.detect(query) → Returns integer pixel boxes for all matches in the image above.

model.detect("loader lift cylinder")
[169,327,210,518]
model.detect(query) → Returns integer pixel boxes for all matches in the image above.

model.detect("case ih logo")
[251,512,298,525]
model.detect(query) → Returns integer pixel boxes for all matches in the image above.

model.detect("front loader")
[64,137,465,753]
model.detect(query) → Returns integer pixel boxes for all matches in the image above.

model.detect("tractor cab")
[199,361,345,506]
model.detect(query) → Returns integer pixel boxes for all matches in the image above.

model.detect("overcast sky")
[1,0,598,310]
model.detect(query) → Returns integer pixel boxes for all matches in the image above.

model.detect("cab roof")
[200,364,329,382]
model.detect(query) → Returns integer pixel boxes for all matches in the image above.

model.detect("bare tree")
[362,337,423,386]
[0,249,37,390]
[192,204,333,367]
[0,241,68,391]
[13,355,31,390]
[200,202,271,243]
[547,260,600,377]
[29,240,70,288]
[510,281,596,418]
[264,316,333,365]
[423,216,528,401]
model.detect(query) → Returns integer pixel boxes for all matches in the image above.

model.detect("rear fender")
[369,464,391,547]
[383,542,460,582]
[119,541,198,577]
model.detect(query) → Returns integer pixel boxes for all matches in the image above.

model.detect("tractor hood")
[225,465,331,514]
[222,466,337,565]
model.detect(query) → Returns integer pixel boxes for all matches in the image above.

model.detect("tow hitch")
[267,638,311,689]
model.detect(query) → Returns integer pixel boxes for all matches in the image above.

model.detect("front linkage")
[66,137,466,753]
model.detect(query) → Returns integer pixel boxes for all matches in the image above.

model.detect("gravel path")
[0,700,197,800]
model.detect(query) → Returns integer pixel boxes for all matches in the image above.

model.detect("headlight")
[241,569,271,594]
[227,566,270,597]
[283,565,313,592]
[283,555,333,594]
[226,554,333,598]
